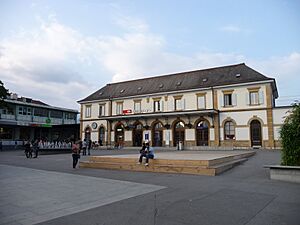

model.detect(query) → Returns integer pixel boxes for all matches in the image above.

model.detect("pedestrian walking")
[87,139,92,155]
[33,139,39,158]
[24,140,32,158]
[72,140,80,169]
[82,139,87,155]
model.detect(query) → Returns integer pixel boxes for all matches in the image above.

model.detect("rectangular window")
[249,91,259,105]
[64,112,76,120]
[175,99,182,110]
[224,94,232,106]
[134,101,141,113]
[116,102,123,115]
[154,100,161,112]
[85,105,91,118]
[50,110,63,118]
[99,104,105,116]
[18,106,23,115]
[19,106,30,115]
[197,95,205,109]
[34,108,48,117]
[27,108,31,115]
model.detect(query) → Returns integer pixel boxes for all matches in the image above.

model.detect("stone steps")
[79,151,255,176]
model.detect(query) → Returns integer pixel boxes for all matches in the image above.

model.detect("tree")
[280,102,300,166]
[0,80,9,107]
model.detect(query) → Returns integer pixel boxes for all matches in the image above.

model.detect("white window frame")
[197,95,206,109]
[116,102,123,115]
[175,99,182,110]
[99,104,105,116]
[85,105,92,118]
[134,101,141,113]
[224,121,235,140]
[249,91,259,105]
[154,100,161,112]
[224,93,232,106]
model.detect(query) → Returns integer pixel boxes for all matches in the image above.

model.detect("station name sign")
[122,109,152,115]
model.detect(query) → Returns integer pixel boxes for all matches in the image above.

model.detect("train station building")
[78,63,291,149]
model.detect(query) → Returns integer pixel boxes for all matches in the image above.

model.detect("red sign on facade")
[122,109,132,114]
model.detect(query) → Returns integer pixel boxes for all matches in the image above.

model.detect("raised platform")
[79,151,256,176]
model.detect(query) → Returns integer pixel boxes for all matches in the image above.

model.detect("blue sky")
[0,0,299,109]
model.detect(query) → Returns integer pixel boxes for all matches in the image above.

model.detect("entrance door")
[115,124,124,147]
[153,122,163,147]
[173,121,185,147]
[196,121,209,146]
[133,124,143,146]
[84,128,91,141]
[98,127,105,146]
[250,120,262,146]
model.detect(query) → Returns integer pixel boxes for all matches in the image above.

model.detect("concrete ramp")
[80,151,255,176]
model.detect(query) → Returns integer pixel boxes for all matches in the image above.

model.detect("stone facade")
[78,64,291,149]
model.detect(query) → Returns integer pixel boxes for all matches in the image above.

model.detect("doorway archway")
[133,122,143,146]
[250,120,262,146]
[84,127,91,141]
[196,120,209,146]
[152,121,163,147]
[173,121,185,147]
[115,123,124,147]
[98,126,105,146]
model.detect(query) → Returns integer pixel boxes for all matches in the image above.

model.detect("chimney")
[10,93,18,100]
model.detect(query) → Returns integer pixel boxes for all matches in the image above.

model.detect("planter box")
[264,165,300,183]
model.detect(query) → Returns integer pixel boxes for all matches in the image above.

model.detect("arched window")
[98,126,105,146]
[155,122,163,129]
[173,121,185,146]
[175,121,185,129]
[196,120,209,146]
[224,121,235,140]
[133,123,143,147]
[152,121,163,146]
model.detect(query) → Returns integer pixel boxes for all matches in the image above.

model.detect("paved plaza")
[0,149,299,225]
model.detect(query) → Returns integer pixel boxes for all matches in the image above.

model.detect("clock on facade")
[91,122,98,129]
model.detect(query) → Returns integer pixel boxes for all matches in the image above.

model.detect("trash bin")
[178,141,184,150]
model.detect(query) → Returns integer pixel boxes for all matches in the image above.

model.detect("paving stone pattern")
[0,165,165,225]
[0,149,299,225]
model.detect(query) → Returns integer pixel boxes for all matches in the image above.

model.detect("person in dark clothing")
[33,139,39,158]
[24,140,32,158]
[138,142,147,164]
[82,139,87,155]
[72,140,80,168]
[87,139,92,155]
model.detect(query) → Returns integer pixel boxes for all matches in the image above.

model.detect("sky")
[0,0,299,110]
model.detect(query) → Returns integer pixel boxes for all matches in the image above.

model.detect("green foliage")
[0,80,9,108]
[280,103,300,166]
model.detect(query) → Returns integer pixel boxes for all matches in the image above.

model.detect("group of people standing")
[24,139,39,158]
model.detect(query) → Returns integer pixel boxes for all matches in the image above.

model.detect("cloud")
[249,52,300,104]
[114,15,149,32]
[0,21,94,109]
[220,25,241,32]
[219,25,252,35]
[0,18,299,109]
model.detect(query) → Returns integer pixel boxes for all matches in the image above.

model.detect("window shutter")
[182,99,186,110]
[246,93,250,105]
[259,90,264,104]
[219,94,223,108]
[161,100,164,112]
[170,100,174,111]
[232,94,237,106]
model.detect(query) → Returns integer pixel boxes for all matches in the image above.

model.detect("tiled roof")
[78,63,276,102]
